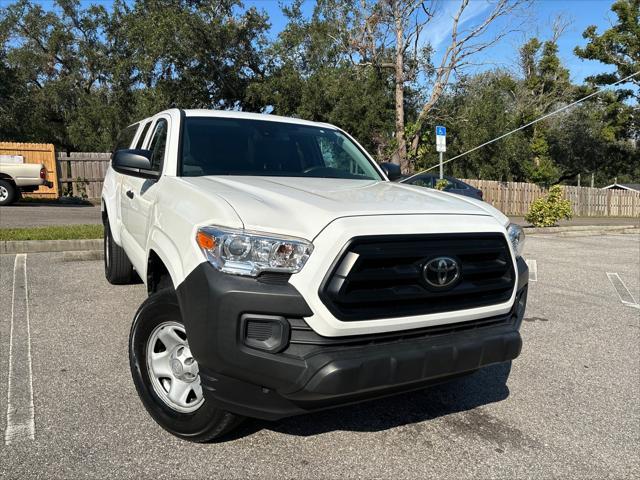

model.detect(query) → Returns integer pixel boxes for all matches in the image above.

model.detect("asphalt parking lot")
[0,203,102,228]
[0,234,638,479]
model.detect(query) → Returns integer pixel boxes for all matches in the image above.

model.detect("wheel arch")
[101,167,123,244]
[146,228,183,294]
[0,173,16,182]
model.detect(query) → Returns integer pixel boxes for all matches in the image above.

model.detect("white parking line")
[526,259,537,282]
[607,272,640,310]
[4,254,35,445]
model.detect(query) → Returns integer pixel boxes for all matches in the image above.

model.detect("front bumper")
[176,257,528,420]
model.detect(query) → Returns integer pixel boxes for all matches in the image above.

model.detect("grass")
[0,224,103,241]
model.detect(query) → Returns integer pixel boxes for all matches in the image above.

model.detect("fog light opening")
[241,314,290,353]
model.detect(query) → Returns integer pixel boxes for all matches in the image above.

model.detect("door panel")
[121,117,169,267]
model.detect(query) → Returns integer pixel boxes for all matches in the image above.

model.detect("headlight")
[507,223,525,257]
[195,226,313,277]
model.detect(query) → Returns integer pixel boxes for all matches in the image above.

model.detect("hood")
[180,176,503,240]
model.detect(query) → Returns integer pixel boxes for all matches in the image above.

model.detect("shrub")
[525,185,573,227]
[434,179,450,190]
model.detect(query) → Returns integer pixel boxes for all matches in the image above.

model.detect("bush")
[525,185,573,227]
[434,179,450,190]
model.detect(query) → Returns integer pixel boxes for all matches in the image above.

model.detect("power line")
[405,70,640,180]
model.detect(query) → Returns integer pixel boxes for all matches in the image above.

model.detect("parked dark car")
[400,173,483,200]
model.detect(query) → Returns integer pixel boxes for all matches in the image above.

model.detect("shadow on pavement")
[227,362,511,440]
[11,201,96,208]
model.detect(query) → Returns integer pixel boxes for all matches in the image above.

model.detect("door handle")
[126,190,134,199]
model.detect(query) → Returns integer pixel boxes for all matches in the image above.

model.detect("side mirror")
[112,149,157,179]
[379,162,402,181]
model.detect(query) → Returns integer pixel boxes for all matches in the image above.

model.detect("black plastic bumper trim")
[175,257,528,421]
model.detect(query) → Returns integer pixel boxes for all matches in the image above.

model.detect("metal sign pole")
[439,152,443,180]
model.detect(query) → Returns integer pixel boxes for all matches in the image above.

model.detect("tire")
[104,220,135,284]
[129,289,243,442]
[0,179,17,206]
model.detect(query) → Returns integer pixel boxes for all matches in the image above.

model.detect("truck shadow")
[228,362,511,440]
[12,201,95,208]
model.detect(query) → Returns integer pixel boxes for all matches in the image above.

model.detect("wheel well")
[0,173,16,183]
[101,203,108,225]
[147,250,172,295]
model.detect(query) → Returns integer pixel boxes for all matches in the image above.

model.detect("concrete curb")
[1,238,102,254]
[526,225,639,235]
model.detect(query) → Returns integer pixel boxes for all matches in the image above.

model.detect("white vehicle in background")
[102,108,528,442]
[0,158,53,205]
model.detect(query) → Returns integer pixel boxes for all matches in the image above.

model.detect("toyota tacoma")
[101,109,528,442]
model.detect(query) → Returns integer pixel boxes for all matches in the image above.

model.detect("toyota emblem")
[423,256,460,289]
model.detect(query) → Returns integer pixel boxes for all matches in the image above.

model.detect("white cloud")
[423,0,494,50]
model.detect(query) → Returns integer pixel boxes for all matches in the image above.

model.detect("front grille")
[319,233,515,321]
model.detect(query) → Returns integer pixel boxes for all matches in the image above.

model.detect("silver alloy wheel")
[0,185,8,202]
[146,321,204,413]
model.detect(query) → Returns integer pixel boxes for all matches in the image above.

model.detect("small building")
[601,182,640,192]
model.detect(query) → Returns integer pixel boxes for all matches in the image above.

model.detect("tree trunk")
[408,74,446,159]
[393,1,407,170]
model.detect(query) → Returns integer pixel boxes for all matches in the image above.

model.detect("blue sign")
[436,126,446,136]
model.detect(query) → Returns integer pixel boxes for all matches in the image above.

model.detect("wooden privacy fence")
[57,152,111,199]
[462,179,640,217]
[0,142,59,198]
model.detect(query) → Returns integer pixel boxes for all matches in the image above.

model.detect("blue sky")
[245,0,620,83]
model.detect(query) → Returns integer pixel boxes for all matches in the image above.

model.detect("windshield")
[180,117,383,180]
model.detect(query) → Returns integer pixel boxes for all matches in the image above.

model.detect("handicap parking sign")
[436,126,446,152]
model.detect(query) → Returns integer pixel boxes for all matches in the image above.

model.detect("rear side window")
[135,122,152,149]
[412,175,434,188]
[113,123,139,151]
[148,119,168,172]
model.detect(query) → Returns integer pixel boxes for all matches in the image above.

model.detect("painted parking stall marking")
[4,254,36,445]
[606,272,640,309]
[526,259,537,282]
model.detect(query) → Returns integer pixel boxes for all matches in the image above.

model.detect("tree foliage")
[0,0,637,186]
[574,0,639,96]
[0,0,269,150]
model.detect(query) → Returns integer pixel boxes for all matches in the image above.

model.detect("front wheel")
[129,289,243,442]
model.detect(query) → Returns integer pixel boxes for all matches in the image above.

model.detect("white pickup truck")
[0,160,53,205]
[102,109,528,442]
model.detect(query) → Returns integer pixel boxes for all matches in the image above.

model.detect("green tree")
[0,0,270,151]
[517,37,573,184]
[546,95,638,184]
[432,71,532,182]
[247,0,396,156]
[0,0,109,149]
[574,0,640,97]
